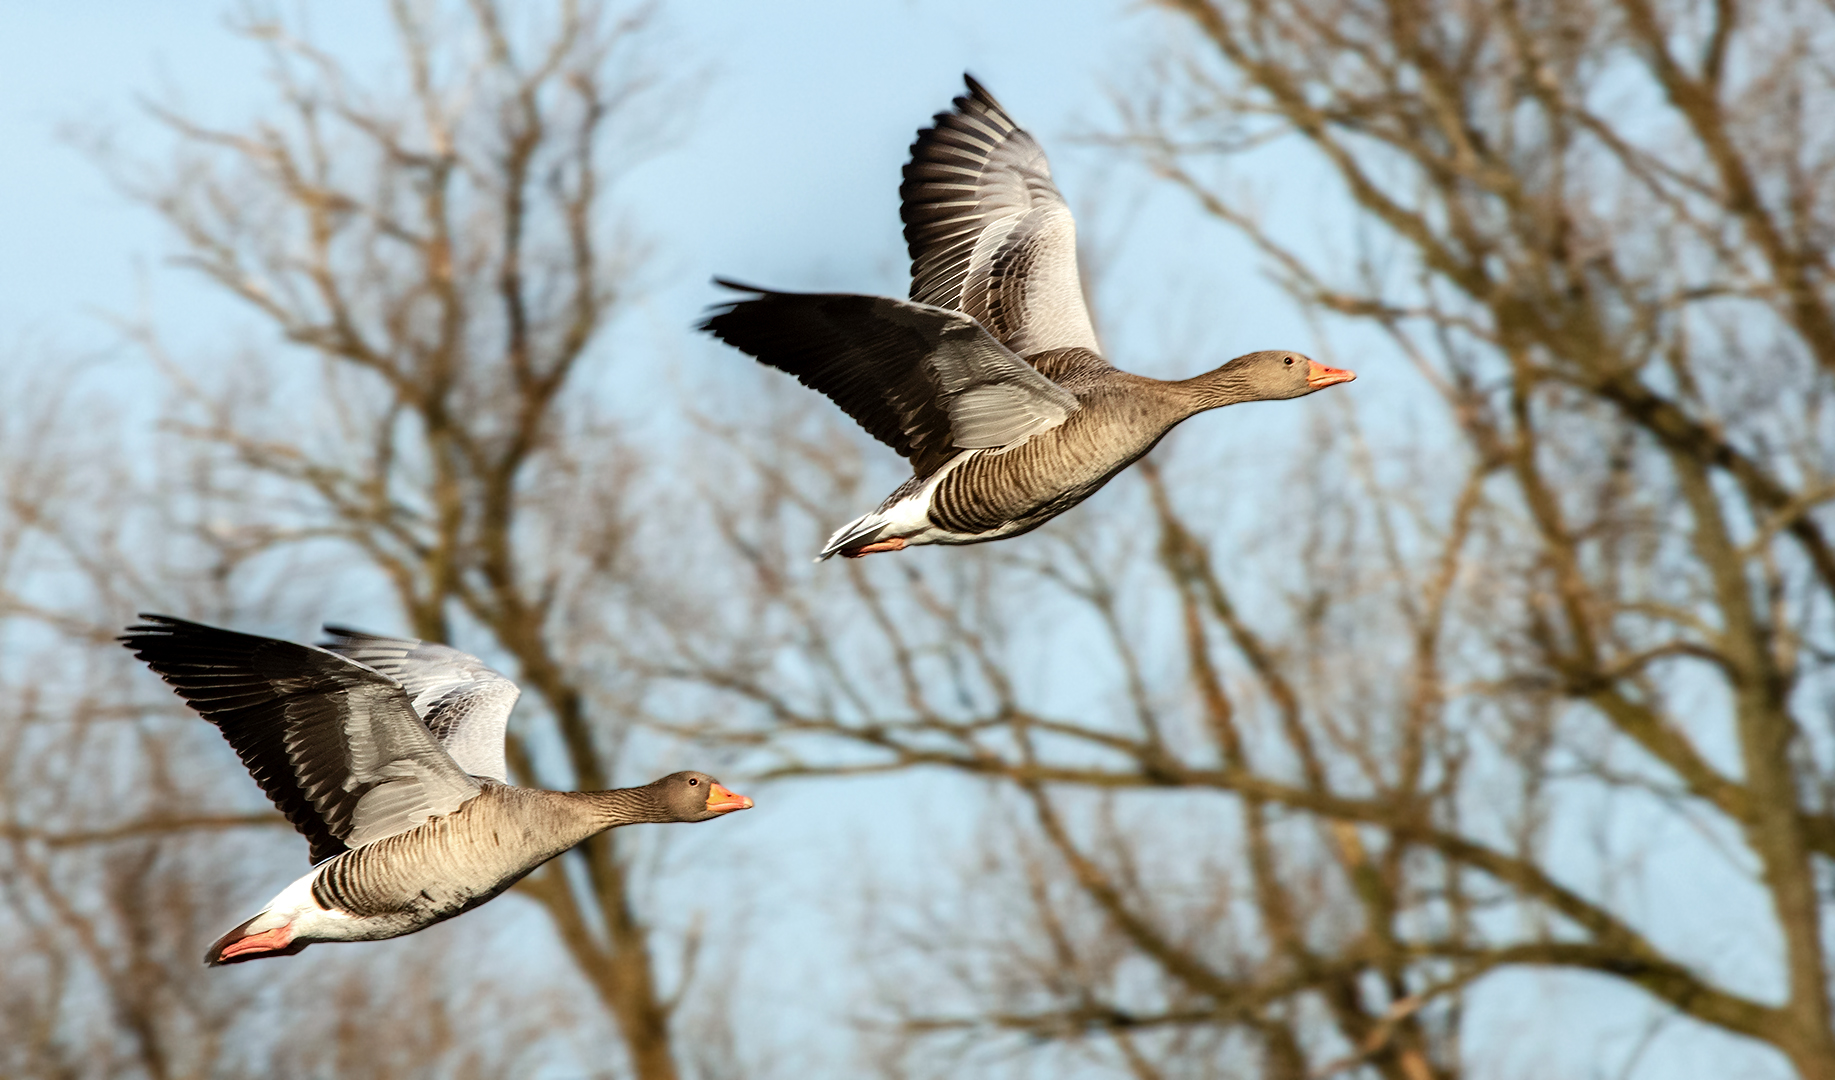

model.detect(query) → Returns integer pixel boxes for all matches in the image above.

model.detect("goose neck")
[1180,365,1260,412]
[578,787,669,827]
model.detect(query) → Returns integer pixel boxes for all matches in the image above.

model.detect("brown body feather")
[926,366,1183,537]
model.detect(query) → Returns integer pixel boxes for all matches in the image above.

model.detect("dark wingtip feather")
[711,276,768,295]
[119,612,189,643]
[699,291,774,346]
[119,615,275,664]
[320,624,385,644]
[910,74,1003,160]
[118,614,212,657]
[120,614,365,868]
[700,279,779,335]
[961,72,998,109]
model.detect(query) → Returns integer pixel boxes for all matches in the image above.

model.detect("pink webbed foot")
[844,537,909,558]
[207,921,307,965]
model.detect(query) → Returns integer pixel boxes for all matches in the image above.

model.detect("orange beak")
[1306,360,1356,389]
[704,783,754,814]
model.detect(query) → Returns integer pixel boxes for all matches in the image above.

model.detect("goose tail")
[816,513,890,561]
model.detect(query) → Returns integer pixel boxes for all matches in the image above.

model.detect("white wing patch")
[347,763,476,848]
[913,304,1081,449]
[322,630,520,782]
[987,208,1100,357]
[948,383,1074,448]
[331,681,481,849]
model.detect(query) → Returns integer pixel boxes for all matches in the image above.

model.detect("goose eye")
[688,778,699,786]
[1283,356,1294,366]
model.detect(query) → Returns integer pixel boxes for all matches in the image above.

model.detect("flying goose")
[702,76,1354,559]
[120,615,752,965]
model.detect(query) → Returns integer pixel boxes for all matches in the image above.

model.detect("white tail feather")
[817,513,888,561]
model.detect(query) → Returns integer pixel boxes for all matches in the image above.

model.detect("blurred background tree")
[660,0,1835,1076]
[121,4,699,1074]
[2,0,1833,1077]
[2,2,722,1077]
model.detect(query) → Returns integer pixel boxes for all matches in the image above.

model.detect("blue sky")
[0,0,1314,375]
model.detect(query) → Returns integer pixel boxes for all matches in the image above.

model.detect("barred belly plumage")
[311,790,585,923]
[929,411,1167,537]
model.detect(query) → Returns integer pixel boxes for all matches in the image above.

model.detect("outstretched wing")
[319,628,519,783]
[902,75,1103,360]
[701,284,1080,477]
[120,615,483,864]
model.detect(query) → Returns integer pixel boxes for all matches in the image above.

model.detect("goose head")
[648,770,754,822]
[1227,350,1355,399]
[1189,350,1355,409]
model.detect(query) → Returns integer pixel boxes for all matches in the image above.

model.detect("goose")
[119,614,752,965]
[701,76,1354,559]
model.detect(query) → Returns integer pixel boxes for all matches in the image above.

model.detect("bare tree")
[62,1,720,1077]
[655,0,1835,1075]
